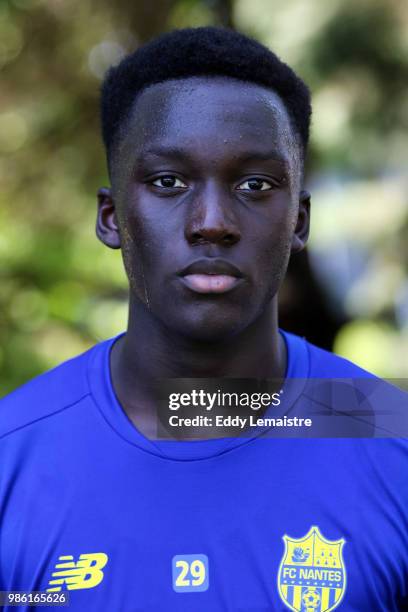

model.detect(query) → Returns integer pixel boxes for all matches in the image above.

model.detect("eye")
[236,178,273,191]
[151,175,187,189]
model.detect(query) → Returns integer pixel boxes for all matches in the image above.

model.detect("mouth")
[177,259,244,294]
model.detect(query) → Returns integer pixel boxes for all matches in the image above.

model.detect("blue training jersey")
[0,331,407,611]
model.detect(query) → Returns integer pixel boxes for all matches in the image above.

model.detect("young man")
[0,27,407,611]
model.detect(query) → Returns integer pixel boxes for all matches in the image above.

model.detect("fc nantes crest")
[277,526,346,612]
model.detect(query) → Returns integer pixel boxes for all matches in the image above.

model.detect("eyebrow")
[141,146,192,163]
[233,151,289,167]
[140,146,290,167]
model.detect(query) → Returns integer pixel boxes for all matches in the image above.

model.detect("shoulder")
[304,339,375,378]
[0,339,109,440]
[295,335,408,438]
[282,329,375,378]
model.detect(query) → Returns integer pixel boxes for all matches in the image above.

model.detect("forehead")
[114,77,299,173]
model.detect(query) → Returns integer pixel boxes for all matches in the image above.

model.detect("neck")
[110,295,286,433]
[117,294,285,375]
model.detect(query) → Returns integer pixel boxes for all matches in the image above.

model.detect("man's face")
[97,77,310,341]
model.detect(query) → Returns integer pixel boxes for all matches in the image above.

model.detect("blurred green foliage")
[1,0,407,393]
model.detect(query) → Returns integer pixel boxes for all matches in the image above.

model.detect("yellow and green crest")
[277,526,346,612]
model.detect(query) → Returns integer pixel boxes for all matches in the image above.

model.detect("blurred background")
[0,0,407,394]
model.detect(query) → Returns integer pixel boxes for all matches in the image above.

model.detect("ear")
[96,187,121,249]
[291,189,311,254]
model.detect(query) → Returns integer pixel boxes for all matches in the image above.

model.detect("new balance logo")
[46,553,108,592]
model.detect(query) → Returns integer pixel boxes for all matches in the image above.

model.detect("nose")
[184,182,241,247]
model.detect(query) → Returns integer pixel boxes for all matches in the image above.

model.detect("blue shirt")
[0,331,407,611]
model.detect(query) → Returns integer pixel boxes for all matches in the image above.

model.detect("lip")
[178,258,244,278]
[177,258,244,294]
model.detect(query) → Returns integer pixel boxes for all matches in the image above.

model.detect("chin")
[166,308,252,344]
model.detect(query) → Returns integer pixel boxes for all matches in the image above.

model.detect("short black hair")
[101,27,311,161]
